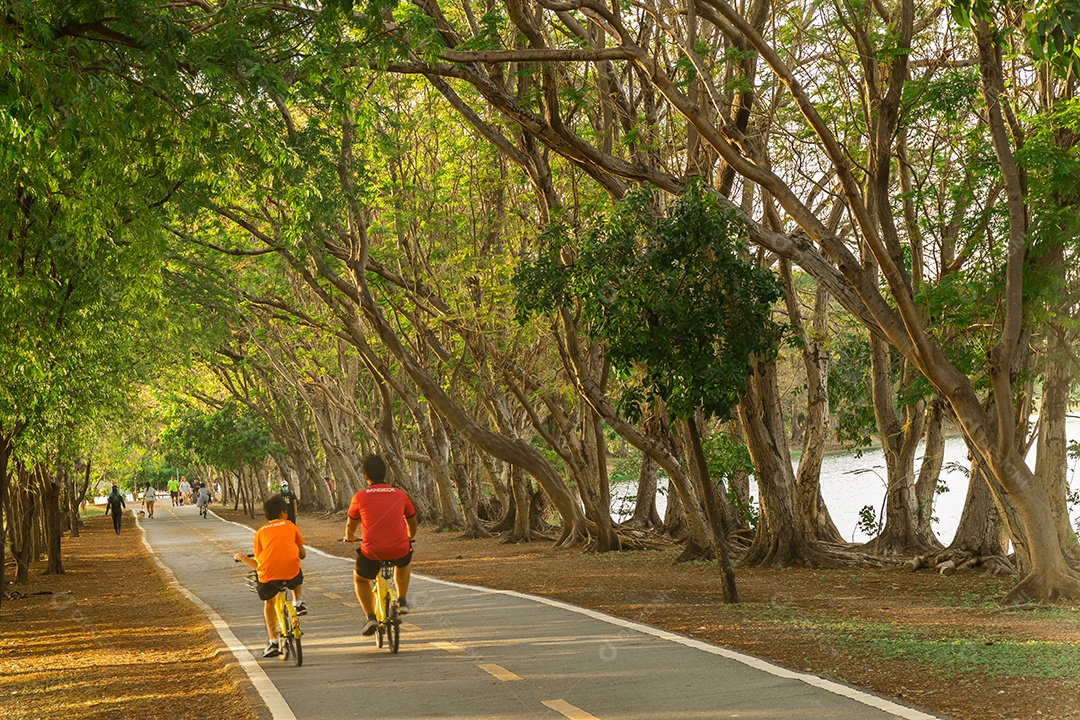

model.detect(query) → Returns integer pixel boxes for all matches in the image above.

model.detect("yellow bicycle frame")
[373,566,398,622]
[275,589,302,641]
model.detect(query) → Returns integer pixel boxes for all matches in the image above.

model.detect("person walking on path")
[178,477,191,506]
[342,454,417,636]
[278,481,298,523]
[106,485,126,534]
[234,495,308,657]
[168,476,180,506]
[143,484,157,519]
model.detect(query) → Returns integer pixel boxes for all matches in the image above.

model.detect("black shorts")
[354,549,412,580]
[256,570,304,601]
[170,491,178,499]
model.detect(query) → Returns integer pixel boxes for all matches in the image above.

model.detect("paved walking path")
[138,505,948,720]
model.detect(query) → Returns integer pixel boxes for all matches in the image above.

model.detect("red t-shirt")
[347,483,415,560]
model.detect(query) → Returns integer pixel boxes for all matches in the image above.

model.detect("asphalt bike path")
[138,505,948,720]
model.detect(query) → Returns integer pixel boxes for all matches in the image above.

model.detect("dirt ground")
[0,511,266,720]
[3,506,1079,720]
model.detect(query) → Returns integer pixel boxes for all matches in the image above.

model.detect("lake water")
[612,415,1080,545]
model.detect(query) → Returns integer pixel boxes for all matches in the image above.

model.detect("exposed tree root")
[904,550,1017,577]
[740,534,884,569]
[673,540,714,564]
[455,527,492,540]
[1001,568,1080,604]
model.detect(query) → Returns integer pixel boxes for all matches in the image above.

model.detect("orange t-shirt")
[253,519,304,582]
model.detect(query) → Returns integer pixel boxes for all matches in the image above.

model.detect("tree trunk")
[427,410,466,530]
[784,272,844,544]
[68,458,92,539]
[448,433,491,538]
[0,429,14,612]
[1034,342,1078,560]
[913,400,946,550]
[685,416,738,602]
[867,333,931,555]
[740,358,842,567]
[506,465,534,542]
[13,468,36,584]
[627,453,663,530]
[44,460,64,575]
[582,405,621,551]
[943,452,1010,570]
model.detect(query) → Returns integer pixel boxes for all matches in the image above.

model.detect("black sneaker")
[262,640,280,658]
[361,618,378,636]
[397,598,409,616]
[293,601,307,616]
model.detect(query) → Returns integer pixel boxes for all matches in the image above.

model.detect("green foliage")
[515,180,786,423]
[161,401,278,474]
[826,331,877,449]
[1025,1,1080,78]
[856,504,883,536]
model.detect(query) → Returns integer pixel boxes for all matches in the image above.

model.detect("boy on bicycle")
[343,454,417,636]
[234,495,308,658]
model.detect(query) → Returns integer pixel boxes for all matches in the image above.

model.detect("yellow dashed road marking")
[433,641,464,653]
[477,663,522,681]
[542,699,600,720]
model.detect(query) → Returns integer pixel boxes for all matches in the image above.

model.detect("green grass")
[775,611,1078,679]
[865,632,1080,679]
[714,600,1080,680]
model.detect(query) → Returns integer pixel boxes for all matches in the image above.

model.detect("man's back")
[347,484,414,560]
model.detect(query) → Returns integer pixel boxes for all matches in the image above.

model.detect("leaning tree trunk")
[685,416,738,602]
[346,267,588,544]
[582,405,622,552]
[562,338,714,558]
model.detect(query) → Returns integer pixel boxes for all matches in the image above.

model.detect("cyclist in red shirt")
[343,454,417,636]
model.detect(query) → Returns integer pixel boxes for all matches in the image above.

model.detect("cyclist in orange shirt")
[234,495,307,658]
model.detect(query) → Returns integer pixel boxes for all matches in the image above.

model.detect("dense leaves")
[516,181,785,422]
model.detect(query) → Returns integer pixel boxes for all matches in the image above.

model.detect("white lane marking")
[433,641,465,653]
[542,699,601,719]
[136,515,296,720]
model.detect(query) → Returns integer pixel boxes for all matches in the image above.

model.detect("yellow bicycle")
[241,565,304,666]
[372,559,401,654]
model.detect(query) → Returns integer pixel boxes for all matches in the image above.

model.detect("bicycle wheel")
[383,590,399,653]
[375,624,384,648]
[388,619,400,654]
[291,634,303,666]
[283,602,303,667]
